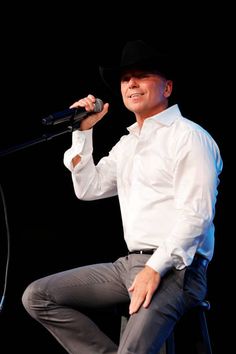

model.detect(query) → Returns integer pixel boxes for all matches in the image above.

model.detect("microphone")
[42,98,104,126]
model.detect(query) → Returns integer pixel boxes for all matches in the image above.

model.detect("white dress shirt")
[64,104,223,275]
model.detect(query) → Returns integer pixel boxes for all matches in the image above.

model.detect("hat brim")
[99,57,174,94]
[99,66,121,94]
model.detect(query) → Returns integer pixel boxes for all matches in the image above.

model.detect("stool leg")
[197,309,212,354]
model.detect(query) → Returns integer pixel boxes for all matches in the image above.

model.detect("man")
[22,40,223,353]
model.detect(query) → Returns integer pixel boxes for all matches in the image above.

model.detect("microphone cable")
[0,182,10,312]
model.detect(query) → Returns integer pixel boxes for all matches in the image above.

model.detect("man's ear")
[164,80,173,98]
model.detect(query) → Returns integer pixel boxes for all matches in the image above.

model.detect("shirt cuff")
[146,251,174,276]
[63,129,93,171]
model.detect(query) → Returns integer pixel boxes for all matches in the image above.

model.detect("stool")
[119,300,212,354]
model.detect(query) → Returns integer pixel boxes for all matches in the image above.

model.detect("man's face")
[120,69,172,118]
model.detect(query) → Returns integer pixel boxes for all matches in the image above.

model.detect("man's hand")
[128,265,161,315]
[70,94,109,168]
[70,94,109,131]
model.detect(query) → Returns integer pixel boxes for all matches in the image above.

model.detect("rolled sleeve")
[63,129,93,171]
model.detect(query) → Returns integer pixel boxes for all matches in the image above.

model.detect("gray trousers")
[22,254,208,354]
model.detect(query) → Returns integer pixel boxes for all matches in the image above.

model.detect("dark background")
[0,5,232,354]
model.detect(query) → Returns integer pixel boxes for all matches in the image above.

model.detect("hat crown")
[120,40,167,68]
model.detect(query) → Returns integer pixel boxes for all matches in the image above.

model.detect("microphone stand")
[0,121,80,312]
[0,123,79,158]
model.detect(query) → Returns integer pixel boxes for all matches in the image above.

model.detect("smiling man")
[22,40,223,354]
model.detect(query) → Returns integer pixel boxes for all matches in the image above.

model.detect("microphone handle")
[42,108,81,126]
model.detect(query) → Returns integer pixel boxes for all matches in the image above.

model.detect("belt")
[128,249,156,255]
[128,250,209,268]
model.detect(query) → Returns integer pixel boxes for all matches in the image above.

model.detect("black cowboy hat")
[99,40,175,93]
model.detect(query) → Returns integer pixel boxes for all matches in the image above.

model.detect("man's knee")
[22,280,44,318]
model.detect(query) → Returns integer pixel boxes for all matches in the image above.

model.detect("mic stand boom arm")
[0,122,79,158]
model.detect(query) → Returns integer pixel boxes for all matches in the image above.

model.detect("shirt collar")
[127,104,182,135]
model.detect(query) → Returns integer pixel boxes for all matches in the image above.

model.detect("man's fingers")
[129,296,143,314]
[143,291,153,308]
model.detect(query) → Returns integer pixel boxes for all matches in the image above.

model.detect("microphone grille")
[94,98,104,113]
